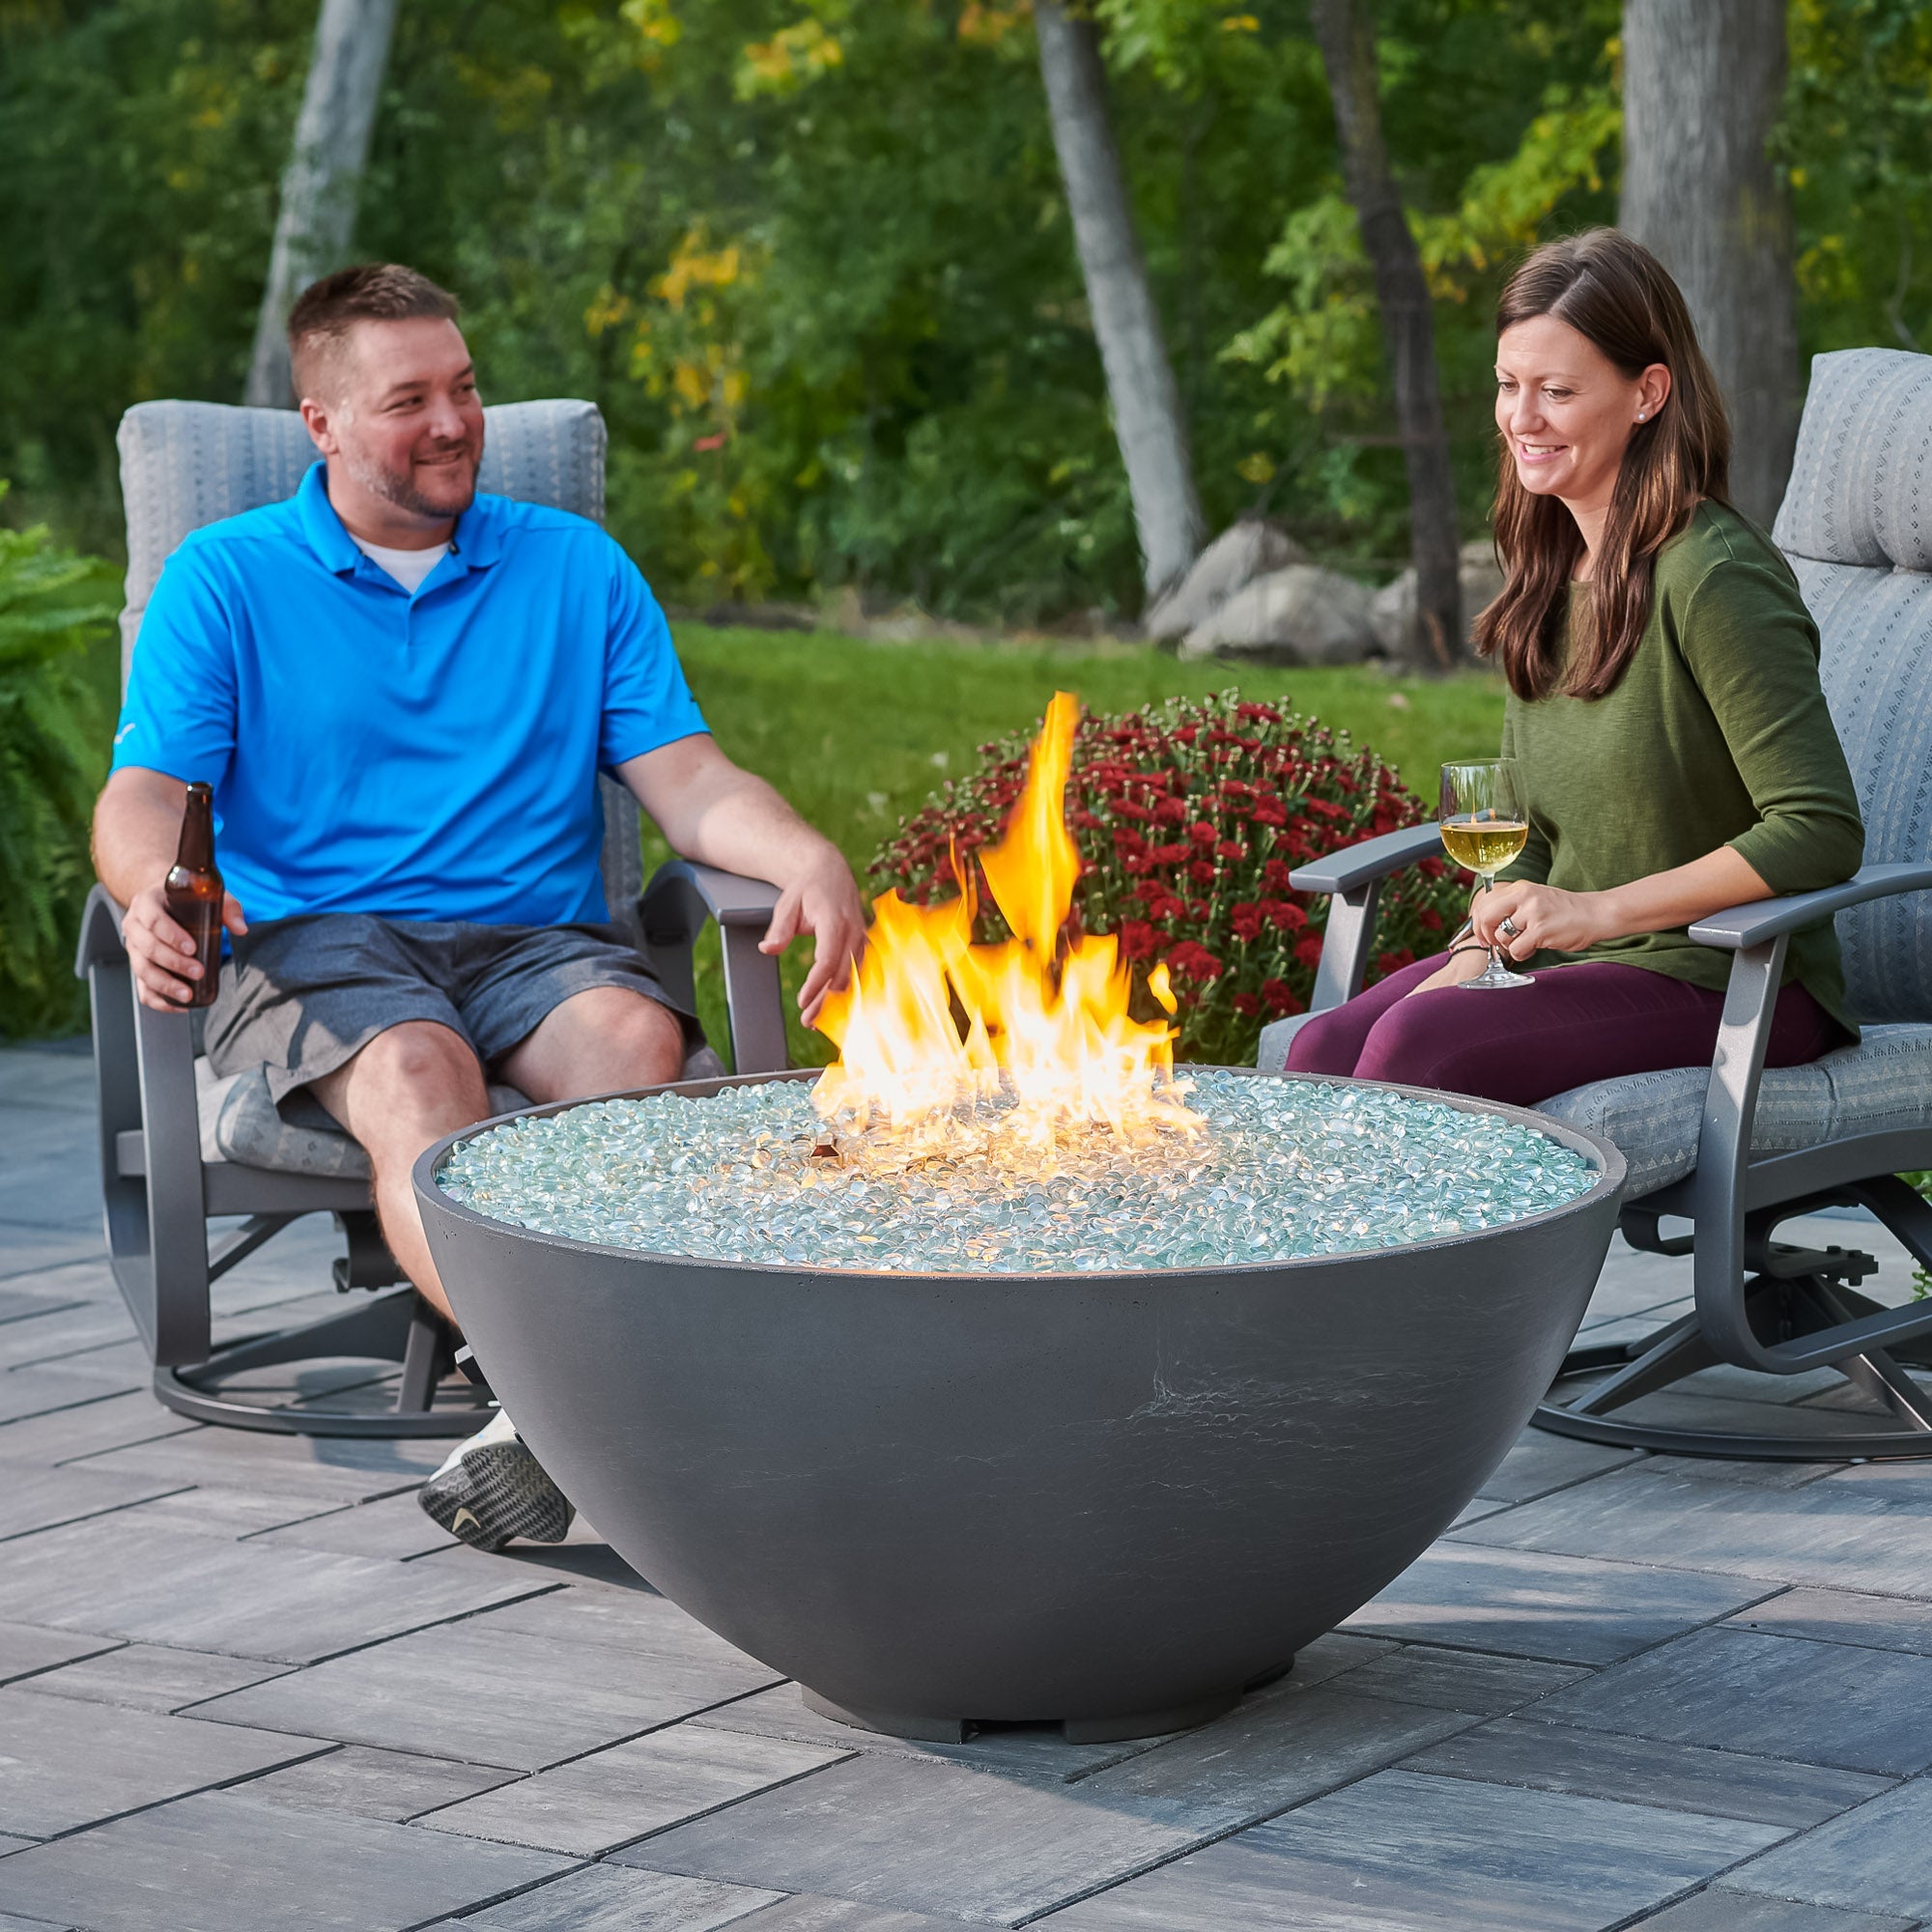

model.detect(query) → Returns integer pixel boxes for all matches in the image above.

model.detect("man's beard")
[343,440,479,519]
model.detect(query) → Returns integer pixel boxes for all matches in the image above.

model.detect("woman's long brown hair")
[1474,229,1731,701]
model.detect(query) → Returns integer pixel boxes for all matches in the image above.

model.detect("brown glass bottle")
[163,782,223,1010]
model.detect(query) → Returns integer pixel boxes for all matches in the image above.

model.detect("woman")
[1287,228,1863,1108]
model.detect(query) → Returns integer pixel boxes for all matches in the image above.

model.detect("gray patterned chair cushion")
[1540,1024,1932,1200]
[192,1061,532,1180]
[1789,554,1932,1023]
[1776,348,1932,1026]
[1774,349,1932,574]
[1254,1011,1315,1075]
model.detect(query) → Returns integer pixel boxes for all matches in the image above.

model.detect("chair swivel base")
[1535,1277,1932,1463]
[154,1286,491,1438]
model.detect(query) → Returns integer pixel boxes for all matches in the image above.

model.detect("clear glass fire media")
[437,1071,1596,1276]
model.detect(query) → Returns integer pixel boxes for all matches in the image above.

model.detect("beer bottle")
[163,781,223,1010]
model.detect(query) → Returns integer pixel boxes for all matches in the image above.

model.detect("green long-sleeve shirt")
[1496,500,1865,1038]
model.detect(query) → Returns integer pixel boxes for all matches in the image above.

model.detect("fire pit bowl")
[414,1068,1623,1745]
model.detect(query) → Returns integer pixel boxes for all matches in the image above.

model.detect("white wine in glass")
[1439,760,1535,990]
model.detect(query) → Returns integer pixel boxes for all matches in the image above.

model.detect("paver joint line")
[17,1728,342,1849]
[0,1477,201,1549]
[1009,1736,1490,1922]
[186,1577,574,1677]
[390,1856,600,1932]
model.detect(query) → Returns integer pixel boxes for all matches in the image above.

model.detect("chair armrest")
[638,860,789,1076]
[72,881,212,1364]
[1280,823,1445,1022]
[76,883,129,977]
[1288,823,1443,896]
[1688,862,1932,951]
[642,860,782,937]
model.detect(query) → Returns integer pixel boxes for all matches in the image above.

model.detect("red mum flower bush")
[868,692,1471,1065]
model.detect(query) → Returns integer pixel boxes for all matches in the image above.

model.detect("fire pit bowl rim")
[414,1065,1627,1284]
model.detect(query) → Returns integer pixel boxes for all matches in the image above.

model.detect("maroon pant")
[1284,952,1840,1108]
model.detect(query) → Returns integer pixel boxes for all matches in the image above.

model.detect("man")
[94,263,866,1551]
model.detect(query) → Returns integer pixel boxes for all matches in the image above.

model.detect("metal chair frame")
[1276,825,1932,1461]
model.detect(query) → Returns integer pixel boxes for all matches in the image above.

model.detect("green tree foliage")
[0,487,118,1038]
[0,2,312,555]
[1,0,1927,614]
[1785,0,1932,354]
[1108,1,1624,564]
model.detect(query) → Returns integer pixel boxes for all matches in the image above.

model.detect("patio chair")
[76,398,790,1438]
[1258,346,1932,1461]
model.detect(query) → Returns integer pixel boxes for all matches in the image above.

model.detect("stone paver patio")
[3,1037,1932,1930]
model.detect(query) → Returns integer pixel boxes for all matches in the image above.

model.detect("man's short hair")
[287,264,461,402]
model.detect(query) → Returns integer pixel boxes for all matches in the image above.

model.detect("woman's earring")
[1636,411,1647,421]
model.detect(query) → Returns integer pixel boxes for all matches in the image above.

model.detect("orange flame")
[813,693,1198,1151]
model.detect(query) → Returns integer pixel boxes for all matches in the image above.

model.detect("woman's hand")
[1403,947,1496,996]
[1470,882,1609,961]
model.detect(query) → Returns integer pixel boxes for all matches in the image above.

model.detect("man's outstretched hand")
[614,735,867,1029]
[121,883,247,1011]
[759,852,867,1028]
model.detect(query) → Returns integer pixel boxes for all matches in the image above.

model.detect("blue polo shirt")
[112,462,707,927]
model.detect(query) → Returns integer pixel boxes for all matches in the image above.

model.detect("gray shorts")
[204,914,698,1106]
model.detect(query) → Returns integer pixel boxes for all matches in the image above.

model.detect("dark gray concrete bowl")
[414,1069,1624,1745]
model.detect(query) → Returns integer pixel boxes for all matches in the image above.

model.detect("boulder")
[1145,519,1308,643]
[1177,564,1376,666]
[1368,540,1507,659]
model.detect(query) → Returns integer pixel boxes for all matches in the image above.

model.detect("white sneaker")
[418,1410,575,1552]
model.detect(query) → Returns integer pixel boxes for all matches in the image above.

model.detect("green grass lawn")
[650,624,1509,1065]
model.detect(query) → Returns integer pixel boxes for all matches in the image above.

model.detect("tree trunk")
[244,0,402,408]
[1621,0,1798,527]
[1035,0,1205,606]
[1309,0,1461,671]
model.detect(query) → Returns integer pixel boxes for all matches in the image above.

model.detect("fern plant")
[0,485,119,1039]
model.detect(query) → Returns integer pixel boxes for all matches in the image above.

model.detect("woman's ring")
[1498,917,1520,939]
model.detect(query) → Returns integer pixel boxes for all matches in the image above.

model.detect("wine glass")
[1438,760,1535,990]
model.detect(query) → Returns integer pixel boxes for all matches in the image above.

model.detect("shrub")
[0,488,119,1039]
[868,691,1470,1066]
